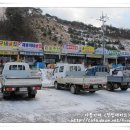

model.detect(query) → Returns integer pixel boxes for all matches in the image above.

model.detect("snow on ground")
[0,88,130,123]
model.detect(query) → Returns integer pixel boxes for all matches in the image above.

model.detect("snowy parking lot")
[0,88,130,123]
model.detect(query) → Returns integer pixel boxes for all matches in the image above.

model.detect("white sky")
[0,0,130,29]
[41,8,130,29]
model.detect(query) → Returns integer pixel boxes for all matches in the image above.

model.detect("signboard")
[81,46,95,54]
[94,48,109,55]
[0,40,19,48]
[106,50,120,58]
[44,45,61,53]
[86,54,102,58]
[20,51,43,56]
[119,51,130,57]
[0,50,18,55]
[19,42,42,50]
[62,44,80,53]
[108,50,120,56]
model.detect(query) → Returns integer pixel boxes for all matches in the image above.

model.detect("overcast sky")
[41,8,130,29]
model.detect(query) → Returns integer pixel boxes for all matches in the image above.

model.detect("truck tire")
[70,85,76,94]
[70,85,79,94]
[120,85,128,91]
[89,91,95,93]
[3,92,10,99]
[54,81,61,90]
[28,90,36,98]
[28,93,36,98]
[106,83,114,91]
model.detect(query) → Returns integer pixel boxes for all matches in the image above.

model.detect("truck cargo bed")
[107,76,130,83]
[57,76,107,85]
[1,78,41,87]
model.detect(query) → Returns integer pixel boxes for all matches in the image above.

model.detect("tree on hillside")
[1,7,43,41]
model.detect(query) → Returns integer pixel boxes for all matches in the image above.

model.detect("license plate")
[93,85,98,89]
[19,88,27,91]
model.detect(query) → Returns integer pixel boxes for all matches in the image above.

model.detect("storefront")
[61,53,85,64]
[0,40,19,64]
[106,50,120,65]
[44,53,60,64]
[61,43,85,63]
[44,45,62,64]
[117,51,130,66]
[19,42,43,65]
[86,54,102,66]
[93,48,110,65]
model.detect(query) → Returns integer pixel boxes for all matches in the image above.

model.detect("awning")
[20,51,44,56]
[62,53,85,57]
[0,50,18,55]
[44,52,60,55]
[105,55,118,59]
[86,54,102,58]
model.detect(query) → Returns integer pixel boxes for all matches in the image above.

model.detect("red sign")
[62,44,80,53]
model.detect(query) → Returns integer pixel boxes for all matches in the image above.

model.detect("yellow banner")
[87,54,102,58]
[81,46,95,54]
[0,50,18,55]
[0,40,18,48]
[44,45,61,53]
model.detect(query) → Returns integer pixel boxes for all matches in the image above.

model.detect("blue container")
[35,62,45,69]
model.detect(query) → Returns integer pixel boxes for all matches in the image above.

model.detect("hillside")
[29,13,130,51]
[27,16,70,46]
[0,8,130,51]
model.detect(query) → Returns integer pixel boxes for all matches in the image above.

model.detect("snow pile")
[40,69,54,87]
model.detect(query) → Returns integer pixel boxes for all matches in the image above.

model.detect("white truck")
[107,66,130,91]
[86,65,130,91]
[53,63,107,94]
[0,62,42,99]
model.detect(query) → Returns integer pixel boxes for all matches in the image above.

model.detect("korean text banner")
[81,46,95,54]
[44,45,62,53]
[19,42,42,50]
[62,44,80,53]
[0,40,19,48]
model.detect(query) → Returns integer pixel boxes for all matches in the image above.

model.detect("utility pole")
[97,12,109,65]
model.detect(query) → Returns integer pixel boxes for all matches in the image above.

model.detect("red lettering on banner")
[36,44,38,48]
[39,44,42,48]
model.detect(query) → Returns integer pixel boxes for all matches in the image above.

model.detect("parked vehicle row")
[52,63,130,94]
[1,62,130,99]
